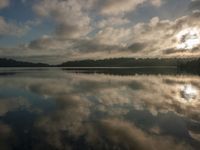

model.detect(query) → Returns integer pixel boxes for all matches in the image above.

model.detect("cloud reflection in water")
[180,84,198,101]
[0,71,199,149]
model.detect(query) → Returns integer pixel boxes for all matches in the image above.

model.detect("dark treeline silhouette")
[58,57,194,67]
[0,58,49,67]
[0,57,200,74]
[59,57,200,74]
[177,58,200,74]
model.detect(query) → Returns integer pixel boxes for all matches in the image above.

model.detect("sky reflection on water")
[0,69,200,150]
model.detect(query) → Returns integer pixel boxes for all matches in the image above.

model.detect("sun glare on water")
[176,27,200,50]
[180,84,198,101]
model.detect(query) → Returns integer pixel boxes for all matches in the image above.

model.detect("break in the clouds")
[0,0,199,63]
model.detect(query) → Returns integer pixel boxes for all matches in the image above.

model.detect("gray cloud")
[189,130,200,142]
[33,0,93,39]
[0,16,30,37]
[0,97,30,116]
[129,11,200,57]
[35,94,91,149]
[189,0,200,10]
[27,10,200,63]
[0,0,9,9]
[100,0,161,16]
[0,0,200,63]
[128,42,146,52]
[86,119,193,150]
[96,17,130,28]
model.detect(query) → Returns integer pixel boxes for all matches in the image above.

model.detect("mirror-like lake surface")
[0,68,200,150]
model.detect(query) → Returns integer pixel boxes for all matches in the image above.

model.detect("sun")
[176,27,200,50]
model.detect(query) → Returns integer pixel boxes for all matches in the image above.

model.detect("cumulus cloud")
[0,97,30,116]
[59,11,200,60]
[100,0,146,16]
[100,0,161,16]
[0,16,30,37]
[0,0,199,63]
[189,130,200,142]
[86,119,192,150]
[94,27,131,46]
[22,8,200,63]
[0,0,9,9]
[22,0,164,62]
[128,11,200,57]
[189,0,200,10]
[35,94,91,149]
[96,17,130,28]
[33,0,93,39]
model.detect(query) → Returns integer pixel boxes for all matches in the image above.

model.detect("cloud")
[5,72,199,123]
[86,119,192,150]
[0,97,30,116]
[0,72,199,149]
[128,42,146,52]
[27,9,200,63]
[189,130,200,142]
[0,16,30,37]
[96,17,130,28]
[66,11,200,60]
[100,0,146,16]
[0,0,9,9]
[35,95,91,149]
[0,122,12,150]
[1,0,199,63]
[189,0,200,11]
[33,0,93,39]
[94,27,131,46]
[28,36,73,51]
[100,0,161,16]
[129,11,200,57]
[27,0,163,61]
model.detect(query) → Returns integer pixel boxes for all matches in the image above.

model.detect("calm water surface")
[0,68,200,150]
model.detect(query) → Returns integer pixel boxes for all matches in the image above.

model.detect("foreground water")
[0,68,200,150]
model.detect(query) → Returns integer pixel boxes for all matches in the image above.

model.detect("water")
[0,68,200,150]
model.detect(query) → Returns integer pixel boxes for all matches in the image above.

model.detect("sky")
[0,0,200,64]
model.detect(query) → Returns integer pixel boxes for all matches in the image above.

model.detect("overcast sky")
[0,0,200,64]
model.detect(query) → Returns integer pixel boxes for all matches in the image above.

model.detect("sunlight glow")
[176,27,200,50]
[180,84,198,101]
